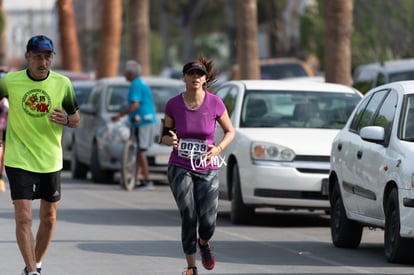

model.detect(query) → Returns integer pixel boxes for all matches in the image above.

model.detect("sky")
[3,0,55,10]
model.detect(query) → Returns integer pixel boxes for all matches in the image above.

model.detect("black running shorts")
[6,166,61,202]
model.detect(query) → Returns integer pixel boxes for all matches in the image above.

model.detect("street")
[0,171,413,275]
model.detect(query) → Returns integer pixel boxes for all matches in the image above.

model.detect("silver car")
[62,80,96,168]
[329,80,414,263]
[71,76,184,183]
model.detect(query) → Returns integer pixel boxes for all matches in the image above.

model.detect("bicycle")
[121,125,137,191]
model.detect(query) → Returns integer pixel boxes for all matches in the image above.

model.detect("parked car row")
[65,68,414,264]
[213,78,414,264]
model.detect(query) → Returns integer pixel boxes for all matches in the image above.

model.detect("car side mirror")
[360,126,385,142]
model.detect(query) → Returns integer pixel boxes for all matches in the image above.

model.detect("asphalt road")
[0,171,413,275]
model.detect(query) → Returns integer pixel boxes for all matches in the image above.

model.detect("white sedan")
[329,80,414,263]
[214,80,362,224]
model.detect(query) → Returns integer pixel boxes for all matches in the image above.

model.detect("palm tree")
[128,0,151,76]
[56,0,82,72]
[324,0,354,85]
[178,0,206,61]
[96,0,122,78]
[236,0,259,80]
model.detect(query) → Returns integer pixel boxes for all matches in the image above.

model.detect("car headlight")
[98,121,131,144]
[251,141,295,161]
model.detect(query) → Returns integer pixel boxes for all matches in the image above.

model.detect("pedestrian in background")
[0,35,80,275]
[160,56,235,275]
[112,60,157,189]
[0,97,9,192]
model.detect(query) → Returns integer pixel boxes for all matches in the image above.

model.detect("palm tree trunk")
[96,0,122,78]
[324,0,353,85]
[57,0,82,72]
[236,0,260,80]
[128,0,151,76]
[158,0,171,69]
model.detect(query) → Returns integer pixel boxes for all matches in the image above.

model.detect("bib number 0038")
[178,138,208,159]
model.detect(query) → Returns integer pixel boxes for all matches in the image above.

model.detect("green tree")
[352,0,414,67]
[0,0,6,66]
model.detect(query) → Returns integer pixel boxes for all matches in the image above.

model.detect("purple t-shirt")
[165,91,226,171]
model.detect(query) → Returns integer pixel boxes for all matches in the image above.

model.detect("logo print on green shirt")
[22,89,51,117]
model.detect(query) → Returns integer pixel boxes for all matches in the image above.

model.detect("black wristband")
[160,126,175,144]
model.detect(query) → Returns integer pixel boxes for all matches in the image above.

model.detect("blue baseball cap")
[26,35,55,53]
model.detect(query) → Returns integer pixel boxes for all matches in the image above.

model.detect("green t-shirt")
[0,70,78,172]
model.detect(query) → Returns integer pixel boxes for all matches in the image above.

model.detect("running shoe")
[21,267,41,275]
[136,180,155,190]
[182,266,198,275]
[198,238,215,270]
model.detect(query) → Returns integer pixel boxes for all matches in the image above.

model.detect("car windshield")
[260,63,308,80]
[74,85,94,105]
[240,90,361,129]
[105,84,183,113]
[151,85,183,113]
[389,70,414,82]
[106,85,129,112]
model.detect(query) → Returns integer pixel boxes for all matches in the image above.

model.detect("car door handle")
[337,143,342,151]
[357,150,363,159]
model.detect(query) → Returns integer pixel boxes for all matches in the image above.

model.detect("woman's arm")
[160,114,178,149]
[210,110,235,156]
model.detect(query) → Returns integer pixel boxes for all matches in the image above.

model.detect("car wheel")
[121,139,137,191]
[71,144,88,179]
[384,188,414,263]
[90,142,114,183]
[231,164,254,224]
[330,182,362,248]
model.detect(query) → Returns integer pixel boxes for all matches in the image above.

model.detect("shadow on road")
[217,210,330,228]
[75,239,400,268]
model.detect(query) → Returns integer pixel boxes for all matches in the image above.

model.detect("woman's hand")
[206,144,222,158]
[169,130,179,149]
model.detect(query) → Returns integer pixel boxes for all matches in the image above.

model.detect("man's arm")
[66,111,80,128]
[112,101,140,121]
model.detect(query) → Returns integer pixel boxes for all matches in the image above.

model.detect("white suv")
[329,81,414,263]
[353,58,414,94]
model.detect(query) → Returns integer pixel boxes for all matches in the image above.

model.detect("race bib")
[178,138,208,159]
